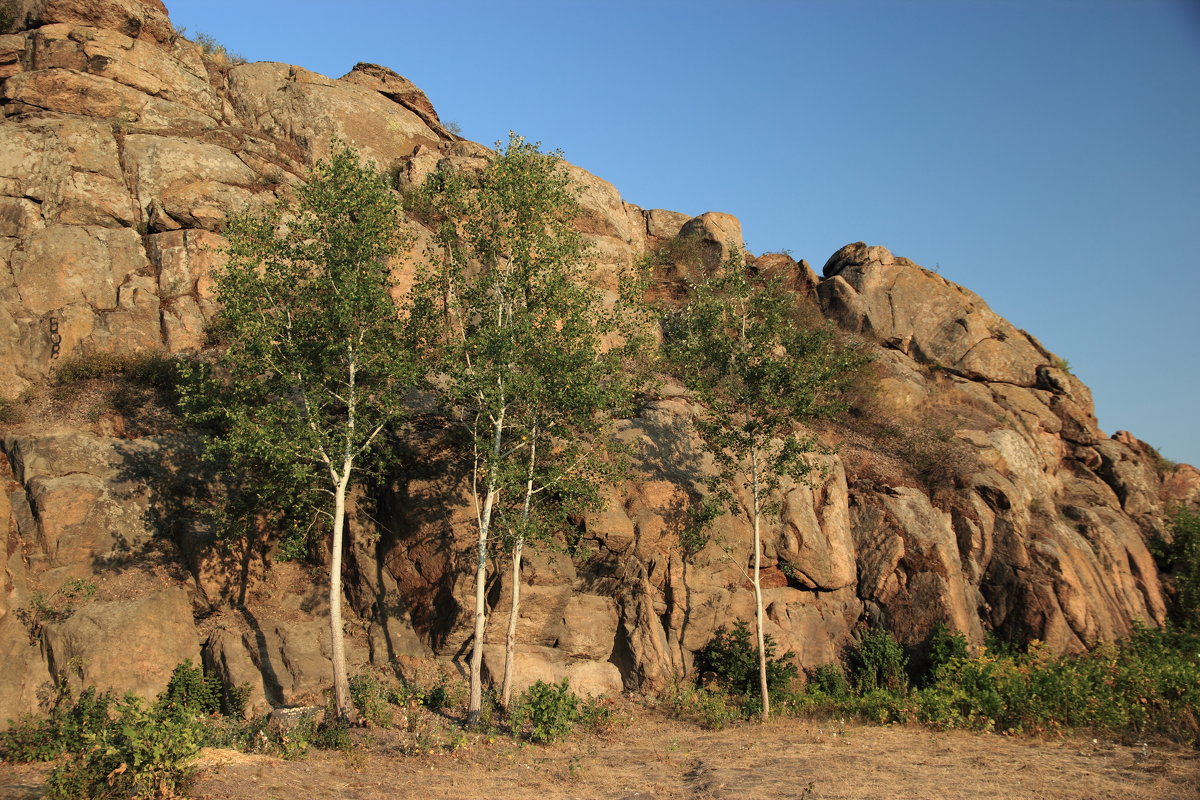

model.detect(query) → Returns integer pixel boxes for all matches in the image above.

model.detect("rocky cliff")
[2,0,1198,723]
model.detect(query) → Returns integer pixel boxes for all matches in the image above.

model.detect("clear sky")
[164,0,1200,467]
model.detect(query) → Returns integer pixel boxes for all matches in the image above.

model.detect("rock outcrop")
[1,1,1195,726]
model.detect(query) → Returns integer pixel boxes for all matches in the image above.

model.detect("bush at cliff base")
[787,624,1200,746]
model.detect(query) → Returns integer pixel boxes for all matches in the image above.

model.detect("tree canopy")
[185,145,415,720]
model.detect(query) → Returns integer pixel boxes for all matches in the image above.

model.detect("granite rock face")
[0,1,1193,726]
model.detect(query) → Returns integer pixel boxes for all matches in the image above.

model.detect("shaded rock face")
[0,1,1193,726]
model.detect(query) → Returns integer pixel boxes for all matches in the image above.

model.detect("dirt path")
[4,713,1197,800]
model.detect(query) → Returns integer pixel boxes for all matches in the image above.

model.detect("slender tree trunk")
[468,483,497,726]
[501,537,523,709]
[468,407,506,727]
[501,432,537,710]
[750,447,770,721]
[329,463,355,721]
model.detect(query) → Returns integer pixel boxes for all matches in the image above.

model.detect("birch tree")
[408,133,645,722]
[661,249,870,719]
[192,146,414,721]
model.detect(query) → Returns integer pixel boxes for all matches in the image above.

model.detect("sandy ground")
[4,708,1196,800]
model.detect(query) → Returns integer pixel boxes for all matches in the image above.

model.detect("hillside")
[2,0,1199,730]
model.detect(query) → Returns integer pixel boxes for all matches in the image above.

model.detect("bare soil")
[4,707,1196,800]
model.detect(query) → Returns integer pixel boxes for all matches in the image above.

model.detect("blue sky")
[164,0,1200,467]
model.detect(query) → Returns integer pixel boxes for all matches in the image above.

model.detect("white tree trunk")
[501,433,537,710]
[468,407,506,727]
[751,448,770,721]
[501,537,523,709]
[329,463,355,721]
[467,483,496,727]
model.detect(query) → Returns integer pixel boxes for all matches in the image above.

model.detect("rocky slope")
[2,0,1198,723]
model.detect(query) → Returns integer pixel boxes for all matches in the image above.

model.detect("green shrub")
[17,579,97,640]
[1152,506,1200,628]
[0,685,114,763]
[3,660,253,798]
[349,669,393,727]
[696,621,799,702]
[159,660,222,717]
[792,625,1200,745]
[806,663,850,698]
[849,628,909,693]
[46,695,204,800]
[510,679,580,743]
[926,622,970,683]
[663,683,741,730]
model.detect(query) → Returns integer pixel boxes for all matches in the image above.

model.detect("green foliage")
[849,628,909,693]
[20,579,96,638]
[0,686,114,763]
[696,622,798,702]
[1152,506,1200,628]
[409,132,651,716]
[790,625,1200,745]
[2,660,256,797]
[409,131,648,549]
[510,679,581,743]
[926,622,970,683]
[348,670,393,727]
[182,145,417,567]
[662,248,870,717]
[663,683,741,730]
[158,659,250,718]
[159,659,222,717]
[45,694,205,800]
[805,663,850,699]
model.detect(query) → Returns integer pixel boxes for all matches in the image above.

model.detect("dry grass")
[6,703,1191,800]
[194,710,1200,800]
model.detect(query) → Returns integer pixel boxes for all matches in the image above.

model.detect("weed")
[652,236,705,269]
[54,351,182,389]
[926,622,970,682]
[806,663,851,698]
[0,685,114,763]
[3,660,253,798]
[0,1,16,33]
[663,682,741,730]
[349,669,394,727]
[510,679,580,743]
[18,579,97,640]
[0,396,21,424]
[191,32,247,65]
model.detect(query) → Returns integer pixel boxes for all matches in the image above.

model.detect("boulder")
[203,615,366,711]
[818,242,1050,387]
[41,586,199,698]
[677,211,745,271]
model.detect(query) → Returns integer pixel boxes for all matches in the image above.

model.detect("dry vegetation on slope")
[4,706,1198,800]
